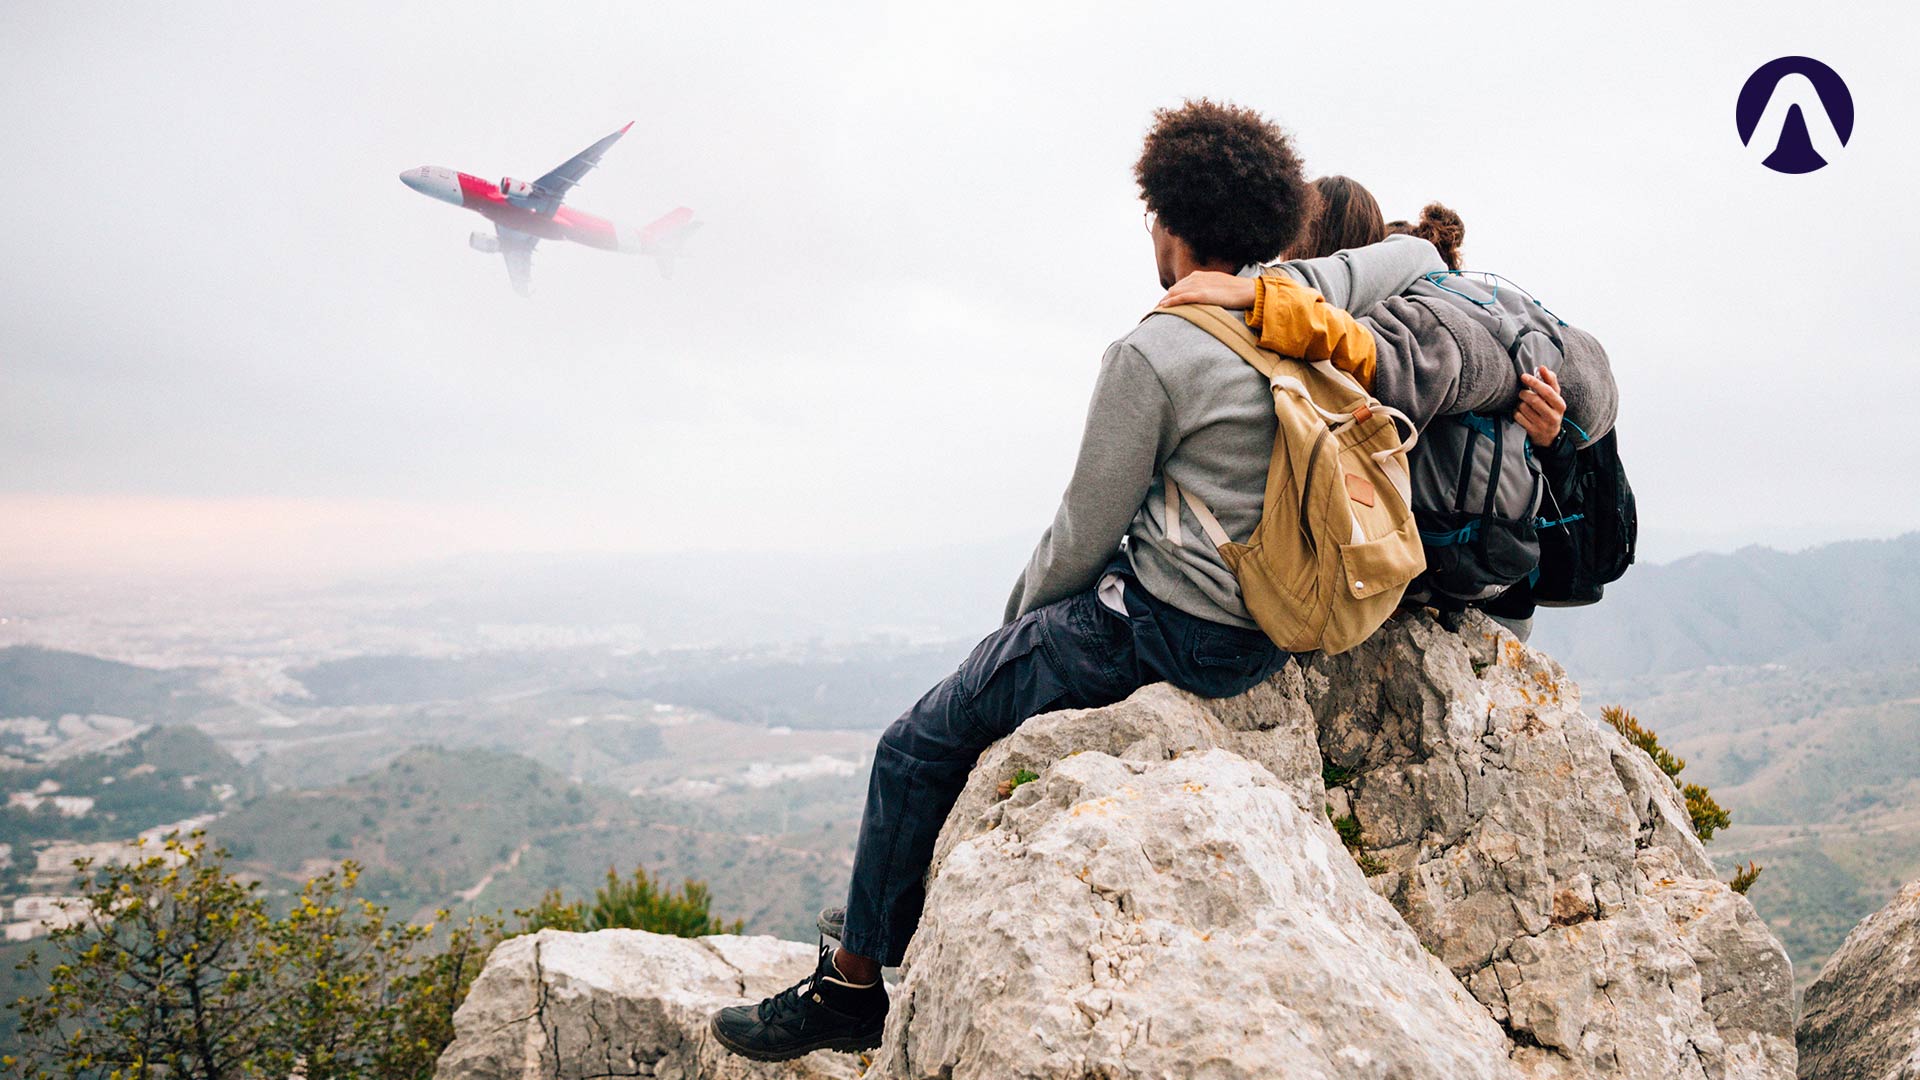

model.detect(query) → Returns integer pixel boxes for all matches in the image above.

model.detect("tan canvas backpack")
[1152,303,1426,655]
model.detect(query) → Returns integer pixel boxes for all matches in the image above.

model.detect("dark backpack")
[1408,411,1545,603]
[1532,428,1637,606]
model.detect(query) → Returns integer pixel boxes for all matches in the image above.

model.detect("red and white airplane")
[400,122,698,296]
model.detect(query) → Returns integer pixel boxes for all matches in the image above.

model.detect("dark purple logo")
[1736,57,1853,173]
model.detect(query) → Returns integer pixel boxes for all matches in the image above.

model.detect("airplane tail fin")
[632,207,701,279]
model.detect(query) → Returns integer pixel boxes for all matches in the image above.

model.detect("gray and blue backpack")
[1399,271,1632,605]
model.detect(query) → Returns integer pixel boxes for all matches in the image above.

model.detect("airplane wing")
[527,121,633,214]
[497,224,538,296]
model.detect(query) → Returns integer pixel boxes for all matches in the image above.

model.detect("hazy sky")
[4,1,1917,578]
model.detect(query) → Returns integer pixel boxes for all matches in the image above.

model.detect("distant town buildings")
[2,825,208,942]
[7,791,96,817]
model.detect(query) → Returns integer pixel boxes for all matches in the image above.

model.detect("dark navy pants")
[840,561,1287,965]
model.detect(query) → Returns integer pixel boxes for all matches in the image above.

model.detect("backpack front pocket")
[1339,515,1425,600]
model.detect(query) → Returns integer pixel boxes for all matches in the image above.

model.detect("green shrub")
[1321,759,1355,788]
[1602,706,1731,842]
[1684,782,1731,842]
[1601,706,1685,780]
[1326,809,1383,875]
[581,865,743,937]
[1329,812,1364,850]
[514,887,588,934]
[6,834,741,1079]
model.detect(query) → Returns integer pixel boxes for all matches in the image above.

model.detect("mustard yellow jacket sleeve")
[1246,274,1377,391]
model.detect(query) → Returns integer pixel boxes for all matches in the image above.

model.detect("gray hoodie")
[1005,235,1445,628]
[1363,277,1618,446]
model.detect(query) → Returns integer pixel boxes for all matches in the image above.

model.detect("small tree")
[8,841,745,1080]
[8,833,288,1080]
[585,866,743,937]
[6,837,486,1080]
[266,864,428,1080]
[377,911,505,1080]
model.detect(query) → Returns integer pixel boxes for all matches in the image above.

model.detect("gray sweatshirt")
[1004,235,1445,628]
[1362,278,1618,447]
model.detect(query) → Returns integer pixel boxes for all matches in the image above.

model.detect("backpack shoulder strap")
[1151,303,1421,465]
[1150,304,1278,379]
[1150,303,1380,408]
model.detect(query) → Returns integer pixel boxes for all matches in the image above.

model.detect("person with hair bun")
[1408,202,1465,271]
[1277,176,1463,271]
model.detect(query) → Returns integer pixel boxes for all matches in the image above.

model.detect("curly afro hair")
[1134,99,1312,268]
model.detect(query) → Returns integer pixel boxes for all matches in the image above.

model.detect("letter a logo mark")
[1736,57,1854,174]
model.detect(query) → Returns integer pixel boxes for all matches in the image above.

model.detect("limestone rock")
[1309,611,1794,1078]
[878,610,1793,1080]
[878,744,1521,1079]
[432,929,862,1080]
[1797,878,1920,1079]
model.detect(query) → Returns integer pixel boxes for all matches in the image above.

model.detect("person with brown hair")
[1290,175,1388,259]
[709,100,1444,1063]
[1289,177,1464,272]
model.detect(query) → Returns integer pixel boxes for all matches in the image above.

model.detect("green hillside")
[0,725,249,855]
[205,745,851,940]
[0,646,221,723]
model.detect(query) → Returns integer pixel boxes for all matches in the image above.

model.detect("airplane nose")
[400,166,461,205]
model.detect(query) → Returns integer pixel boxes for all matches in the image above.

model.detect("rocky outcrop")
[1796,878,1920,1079]
[882,698,1520,1078]
[434,929,863,1079]
[438,611,1797,1080]
[1308,613,1795,1077]
[878,611,1793,1079]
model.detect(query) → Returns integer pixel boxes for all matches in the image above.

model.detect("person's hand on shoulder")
[1158,271,1256,310]
[1516,367,1566,446]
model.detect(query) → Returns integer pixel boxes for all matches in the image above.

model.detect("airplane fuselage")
[399,125,697,294]
[400,166,641,251]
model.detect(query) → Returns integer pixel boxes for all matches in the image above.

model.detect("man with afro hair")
[712,99,1444,1063]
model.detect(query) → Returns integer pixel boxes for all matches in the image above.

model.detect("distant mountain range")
[1530,532,1920,683]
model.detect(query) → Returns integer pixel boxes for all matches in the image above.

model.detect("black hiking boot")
[817,905,846,940]
[709,941,886,1061]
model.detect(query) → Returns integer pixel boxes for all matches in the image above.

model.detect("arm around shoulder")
[1269,234,1445,312]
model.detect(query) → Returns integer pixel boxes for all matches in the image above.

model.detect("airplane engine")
[499,177,534,199]
[469,231,501,254]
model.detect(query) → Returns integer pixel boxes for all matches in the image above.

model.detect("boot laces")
[757,940,834,1023]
